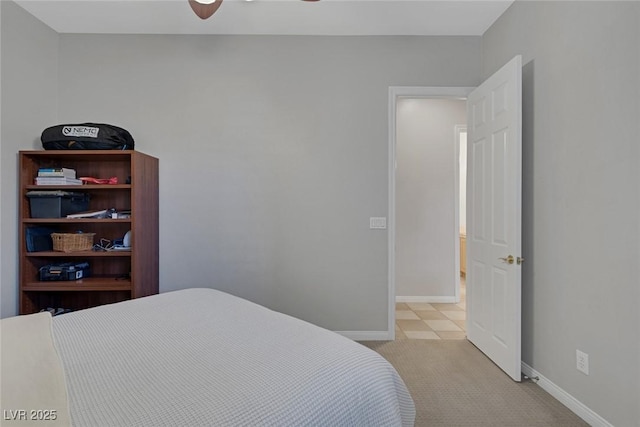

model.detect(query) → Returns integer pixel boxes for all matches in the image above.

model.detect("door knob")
[499,255,515,264]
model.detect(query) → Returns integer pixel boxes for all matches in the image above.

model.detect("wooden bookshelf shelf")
[22,276,132,292]
[25,184,132,190]
[25,250,131,257]
[23,218,132,224]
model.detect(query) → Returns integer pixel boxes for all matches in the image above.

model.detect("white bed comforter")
[52,288,415,426]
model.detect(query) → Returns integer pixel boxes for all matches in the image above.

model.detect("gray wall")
[0,1,59,317]
[1,7,482,331]
[395,98,466,298]
[483,2,640,426]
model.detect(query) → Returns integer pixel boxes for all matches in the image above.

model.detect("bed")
[1,288,415,426]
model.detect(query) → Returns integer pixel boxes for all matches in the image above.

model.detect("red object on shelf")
[79,176,118,185]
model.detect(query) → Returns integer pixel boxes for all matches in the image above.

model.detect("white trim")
[387,87,397,340]
[388,86,474,340]
[453,124,467,304]
[396,296,458,304]
[521,362,613,427]
[335,331,392,341]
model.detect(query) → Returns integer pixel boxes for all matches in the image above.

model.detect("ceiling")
[14,0,514,36]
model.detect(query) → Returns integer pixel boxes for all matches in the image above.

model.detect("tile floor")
[395,278,466,340]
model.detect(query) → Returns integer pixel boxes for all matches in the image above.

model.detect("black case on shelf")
[41,123,135,150]
[39,262,90,281]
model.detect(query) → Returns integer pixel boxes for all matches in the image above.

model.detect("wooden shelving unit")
[19,150,159,315]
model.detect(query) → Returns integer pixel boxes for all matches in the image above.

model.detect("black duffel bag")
[41,123,134,150]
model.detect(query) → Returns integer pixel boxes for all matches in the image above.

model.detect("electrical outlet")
[576,349,589,375]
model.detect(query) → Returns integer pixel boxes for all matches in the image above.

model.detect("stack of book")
[35,168,83,185]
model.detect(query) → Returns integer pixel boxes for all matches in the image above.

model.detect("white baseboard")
[521,362,612,427]
[396,296,458,303]
[335,331,392,341]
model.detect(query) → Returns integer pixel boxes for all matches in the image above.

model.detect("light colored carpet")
[360,339,589,426]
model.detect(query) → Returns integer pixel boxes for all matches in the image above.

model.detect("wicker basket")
[51,232,95,253]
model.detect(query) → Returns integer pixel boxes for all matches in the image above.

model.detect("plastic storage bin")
[27,191,89,218]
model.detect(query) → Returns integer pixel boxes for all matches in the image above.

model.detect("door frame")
[388,86,474,339]
[454,124,467,304]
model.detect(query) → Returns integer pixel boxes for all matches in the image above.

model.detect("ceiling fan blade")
[188,0,223,20]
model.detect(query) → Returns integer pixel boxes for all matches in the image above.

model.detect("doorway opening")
[387,87,474,340]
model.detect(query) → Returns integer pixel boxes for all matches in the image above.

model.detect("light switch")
[369,217,387,229]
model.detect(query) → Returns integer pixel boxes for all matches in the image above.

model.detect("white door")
[466,55,523,381]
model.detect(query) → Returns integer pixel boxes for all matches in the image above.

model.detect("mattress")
[50,288,415,426]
